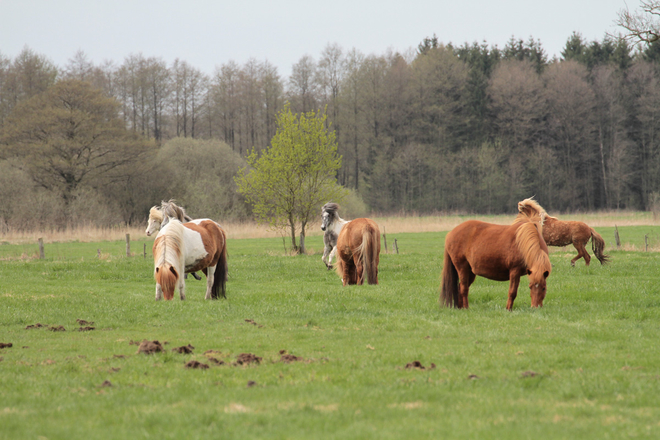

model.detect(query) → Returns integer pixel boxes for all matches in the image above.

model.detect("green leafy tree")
[235,104,347,254]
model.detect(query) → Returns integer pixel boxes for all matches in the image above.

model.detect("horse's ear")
[543,270,549,279]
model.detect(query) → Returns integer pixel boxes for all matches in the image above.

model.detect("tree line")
[2,30,660,231]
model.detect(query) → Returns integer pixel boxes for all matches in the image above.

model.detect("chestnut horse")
[335,218,380,285]
[153,217,228,301]
[441,212,551,310]
[517,197,609,266]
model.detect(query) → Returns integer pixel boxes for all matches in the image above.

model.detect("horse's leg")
[327,246,337,270]
[571,241,590,266]
[506,274,521,311]
[204,266,216,300]
[178,276,186,301]
[456,269,475,309]
[191,272,202,280]
[155,283,163,301]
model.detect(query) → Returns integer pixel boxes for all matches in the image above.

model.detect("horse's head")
[517,197,546,219]
[321,203,339,231]
[527,267,550,307]
[146,206,163,236]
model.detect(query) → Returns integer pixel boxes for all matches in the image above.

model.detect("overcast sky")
[1,0,630,77]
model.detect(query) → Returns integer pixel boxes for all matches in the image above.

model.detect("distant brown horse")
[335,218,381,285]
[517,197,609,266]
[441,212,551,310]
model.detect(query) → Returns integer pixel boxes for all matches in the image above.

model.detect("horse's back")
[445,220,520,281]
[181,220,226,271]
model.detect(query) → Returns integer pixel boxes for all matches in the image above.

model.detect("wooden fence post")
[645,234,648,252]
[383,227,388,254]
[126,234,131,257]
[393,238,399,254]
[143,243,147,259]
[38,238,44,259]
[614,226,621,250]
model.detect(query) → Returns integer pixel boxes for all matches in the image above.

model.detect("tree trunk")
[299,222,307,255]
[289,214,298,253]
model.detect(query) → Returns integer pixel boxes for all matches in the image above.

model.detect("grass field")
[1,225,660,439]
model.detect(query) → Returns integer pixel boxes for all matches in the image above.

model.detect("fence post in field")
[383,227,388,254]
[393,238,399,254]
[614,226,621,250]
[143,243,146,259]
[38,238,44,259]
[126,234,130,257]
[645,234,648,252]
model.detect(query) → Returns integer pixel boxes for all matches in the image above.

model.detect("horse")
[153,217,228,301]
[320,202,350,269]
[517,197,610,266]
[440,211,552,310]
[335,218,381,285]
[146,200,202,280]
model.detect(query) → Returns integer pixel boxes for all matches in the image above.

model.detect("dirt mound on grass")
[25,323,45,329]
[172,344,195,354]
[405,361,436,371]
[185,360,209,369]
[77,319,94,326]
[78,326,95,332]
[49,325,65,332]
[0,343,12,349]
[235,353,262,366]
[136,340,164,354]
[280,354,303,363]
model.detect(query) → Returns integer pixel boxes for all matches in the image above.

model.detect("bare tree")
[616,1,660,44]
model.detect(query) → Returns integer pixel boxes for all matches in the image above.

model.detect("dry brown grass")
[0,211,657,245]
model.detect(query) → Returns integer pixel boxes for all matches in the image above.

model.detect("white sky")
[1,0,629,77]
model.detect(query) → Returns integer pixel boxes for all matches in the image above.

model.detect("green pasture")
[1,227,660,439]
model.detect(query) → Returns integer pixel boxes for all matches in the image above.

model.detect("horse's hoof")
[192,272,202,280]
[326,265,333,270]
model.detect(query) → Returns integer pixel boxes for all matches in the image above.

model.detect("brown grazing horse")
[335,218,381,285]
[441,212,551,310]
[517,197,609,266]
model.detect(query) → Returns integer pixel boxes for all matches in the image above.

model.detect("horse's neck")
[333,217,349,233]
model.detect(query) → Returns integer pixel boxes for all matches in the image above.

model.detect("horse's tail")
[360,225,380,285]
[590,228,610,265]
[211,229,228,299]
[155,263,179,301]
[335,257,345,283]
[440,249,459,308]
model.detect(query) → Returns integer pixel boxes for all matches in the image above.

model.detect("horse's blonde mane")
[153,219,184,268]
[515,214,551,274]
[149,205,164,223]
[518,197,546,215]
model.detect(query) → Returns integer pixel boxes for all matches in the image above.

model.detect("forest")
[2,31,660,231]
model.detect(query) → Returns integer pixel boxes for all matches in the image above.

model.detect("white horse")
[153,217,228,301]
[320,202,350,270]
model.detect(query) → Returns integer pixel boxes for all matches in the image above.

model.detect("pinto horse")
[153,217,228,301]
[441,212,551,310]
[517,197,609,266]
[320,202,350,269]
[335,218,381,285]
[146,200,202,280]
